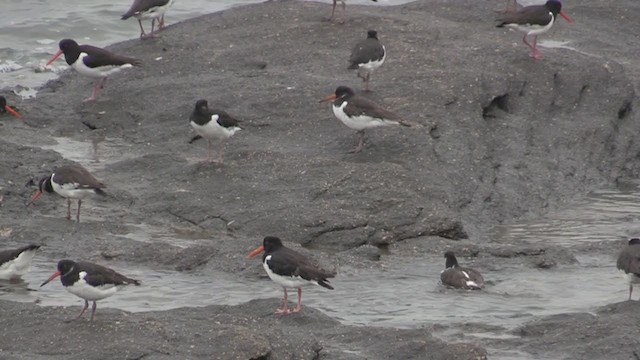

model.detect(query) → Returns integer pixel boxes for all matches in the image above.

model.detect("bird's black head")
[38,176,54,193]
[0,96,6,110]
[263,236,284,252]
[444,251,459,268]
[57,39,81,65]
[194,99,209,114]
[629,238,640,246]
[545,0,562,14]
[57,259,78,275]
[58,39,80,53]
[367,30,378,39]
[334,86,355,100]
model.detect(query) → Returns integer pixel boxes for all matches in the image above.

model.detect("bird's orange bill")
[5,105,22,118]
[40,271,61,287]
[319,94,337,103]
[559,10,573,23]
[46,50,63,66]
[26,190,43,206]
[248,245,265,259]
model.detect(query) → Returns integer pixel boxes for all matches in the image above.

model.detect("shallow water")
[2,186,633,327]
[3,183,635,360]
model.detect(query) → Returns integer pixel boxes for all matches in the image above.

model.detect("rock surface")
[0,0,639,358]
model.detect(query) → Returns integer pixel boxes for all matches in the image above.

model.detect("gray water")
[0,184,632,330]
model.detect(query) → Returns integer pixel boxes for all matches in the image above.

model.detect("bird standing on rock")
[0,96,22,118]
[617,237,640,300]
[189,99,242,165]
[41,259,140,322]
[46,39,141,102]
[27,164,106,223]
[320,86,411,153]
[248,236,335,314]
[121,0,175,39]
[440,251,485,290]
[349,30,386,92]
[496,0,573,60]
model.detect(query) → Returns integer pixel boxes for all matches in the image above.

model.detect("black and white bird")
[121,0,175,39]
[617,237,640,301]
[440,251,485,290]
[328,0,378,24]
[320,86,411,153]
[0,245,40,281]
[248,236,335,314]
[496,0,573,60]
[27,164,106,223]
[349,30,386,92]
[0,96,22,118]
[189,99,242,165]
[40,259,140,322]
[46,39,141,102]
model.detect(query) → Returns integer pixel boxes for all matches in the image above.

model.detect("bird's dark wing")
[349,39,385,68]
[53,165,105,190]
[122,0,170,19]
[496,5,552,27]
[79,45,141,67]
[77,261,141,286]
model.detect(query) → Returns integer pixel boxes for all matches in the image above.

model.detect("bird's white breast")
[190,115,241,140]
[65,271,118,301]
[332,101,399,130]
[71,53,132,78]
[263,255,315,289]
[52,179,96,199]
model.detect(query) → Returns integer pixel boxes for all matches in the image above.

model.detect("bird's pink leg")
[275,288,290,314]
[158,15,166,30]
[138,19,147,39]
[292,288,303,313]
[218,141,225,164]
[328,0,337,21]
[90,301,97,321]
[83,78,103,102]
[523,34,542,59]
[340,0,346,24]
[76,199,82,223]
[206,140,213,163]
[66,199,71,220]
[65,300,89,322]
[629,284,633,301]
[531,36,542,59]
[349,130,365,153]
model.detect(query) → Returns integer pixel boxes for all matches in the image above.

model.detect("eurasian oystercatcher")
[248,236,335,314]
[46,39,142,102]
[0,245,40,281]
[189,99,242,165]
[319,86,411,153]
[440,251,485,290]
[0,96,22,118]
[496,0,573,60]
[121,0,175,39]
[349,30,386,92]
[617,237,640,300]
[27,164,106,223]
[328,0,378,24]
[40,259,140,322]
